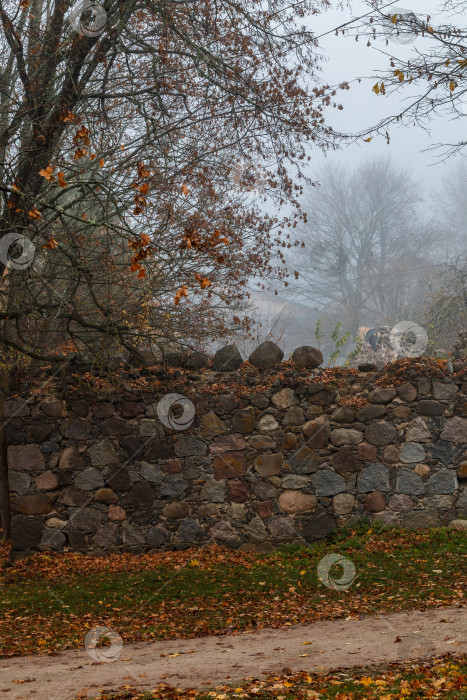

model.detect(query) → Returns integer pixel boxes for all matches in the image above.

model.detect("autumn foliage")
[0,0,337,365]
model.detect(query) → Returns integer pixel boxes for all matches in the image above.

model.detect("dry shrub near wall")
[4,356,467,558]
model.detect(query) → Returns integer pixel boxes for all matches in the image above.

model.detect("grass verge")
[1,523,465,657]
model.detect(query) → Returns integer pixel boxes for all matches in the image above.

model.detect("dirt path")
[1,606,465,699]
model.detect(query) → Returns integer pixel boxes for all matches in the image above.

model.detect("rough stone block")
[8,444,45,472]
[40,400,66,417]
[199,412,228,437]
[213,451,247,479]
[60,418,91,440]
[11,494,52,514]
[162,501,191,518]
[433,382,458,400]
[209,520,242,547]
[11,515,43,550]
[357,462,390,493]
[403,510,440,529]
[59,446,83,470]
[146,524,171,547]
[311,471,346,497]
[396,470,425,496]
[35,471,59,491]
[271,388,297,409]
[365,422,397,446]
[406,418,432,442]
[74,468,105,491]
[303,416,331,448]
[254,452,283,477]
[278,490,317,513]
[369,388,397,404]
[330,429,363,446]
[400,443,426,464]
[426,469,458,495]
[174,436,206,458]
[232,408,256,434]
[302,514,337,541]
[364,491,386,512]
[332,493,355,515]
[355,404,386,422]
[212,344,243,371]
[440,417,467,443]
[416,400,444,417]
[288,445,319,474]
[257,415,280,431]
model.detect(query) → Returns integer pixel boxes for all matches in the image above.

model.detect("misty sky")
[304,0,463,194]
[246,0,466,354]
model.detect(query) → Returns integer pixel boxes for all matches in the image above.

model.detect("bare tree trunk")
[0,368,10,541]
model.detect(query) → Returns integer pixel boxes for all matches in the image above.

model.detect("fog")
[245,0,467,361]
[306,0,457,187]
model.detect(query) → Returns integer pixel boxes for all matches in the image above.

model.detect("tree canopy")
[0,0,335,365]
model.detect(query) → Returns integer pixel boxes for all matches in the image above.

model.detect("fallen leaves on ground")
[77,654,467,699]
[0,528,465,658]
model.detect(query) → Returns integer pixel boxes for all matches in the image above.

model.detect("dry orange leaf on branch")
[74,125,90,146]
[174,285,189,305]
[60,110,80,123]
[195,273,211,289]
[42,237,58,250]
[137,162,151,178]
[39,165,55,181]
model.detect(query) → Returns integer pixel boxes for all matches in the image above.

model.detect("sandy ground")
[0,605,465,699]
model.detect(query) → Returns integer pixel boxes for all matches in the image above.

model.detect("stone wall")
[5,359,467,557]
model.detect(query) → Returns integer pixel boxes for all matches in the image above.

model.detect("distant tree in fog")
[422,254,467,350]
[287,158,439,330]
[438,161,467,255]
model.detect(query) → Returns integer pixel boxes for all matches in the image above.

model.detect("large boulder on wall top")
[249,341,284,369]
[165,350,210,369]
[292,345,323,369]
[213,344,243,371]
